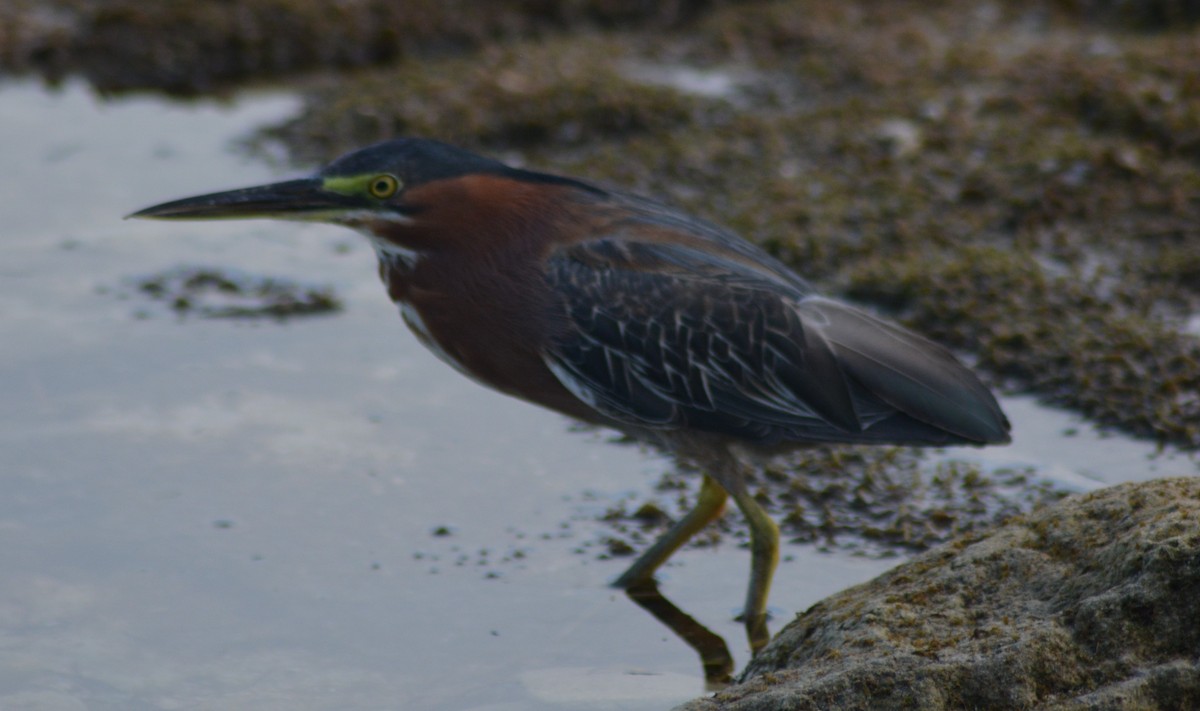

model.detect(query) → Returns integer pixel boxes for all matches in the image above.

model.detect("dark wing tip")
[982,409,1014,445]
[798,298,1011,446]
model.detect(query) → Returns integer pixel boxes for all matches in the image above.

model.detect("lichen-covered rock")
[678,477,1200,710]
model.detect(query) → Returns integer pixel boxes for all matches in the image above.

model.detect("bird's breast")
[381,255,603,425]
[397,299,486,386]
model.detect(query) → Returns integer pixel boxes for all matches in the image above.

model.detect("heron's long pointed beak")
[127,178,362,220]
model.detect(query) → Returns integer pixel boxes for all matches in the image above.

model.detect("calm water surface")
[1,80,1194,711]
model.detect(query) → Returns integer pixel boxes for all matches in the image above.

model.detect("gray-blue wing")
[542,239,1010,446]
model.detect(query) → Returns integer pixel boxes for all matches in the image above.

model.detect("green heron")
[131,138,1010,654]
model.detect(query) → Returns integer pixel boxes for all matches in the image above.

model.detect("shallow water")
[1,80,1195,711]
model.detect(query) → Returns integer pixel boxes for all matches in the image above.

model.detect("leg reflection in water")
[623,578,735,689]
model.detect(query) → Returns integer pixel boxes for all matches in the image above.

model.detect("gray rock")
[678,477,1200,710]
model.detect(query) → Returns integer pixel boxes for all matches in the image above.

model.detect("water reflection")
[624,579,734,688]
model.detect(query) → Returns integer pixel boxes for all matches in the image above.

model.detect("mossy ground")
[122,266,342,320]
[256,0,1200,553]
[252,1,1200,452]
[7,0,1197,555]
[597,445,1068,561]
[0,0,724,94]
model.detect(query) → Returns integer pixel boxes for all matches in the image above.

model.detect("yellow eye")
[368,174,400,199]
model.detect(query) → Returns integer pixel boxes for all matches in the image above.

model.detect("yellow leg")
[613,475,728,588]
[730,486,779,655]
